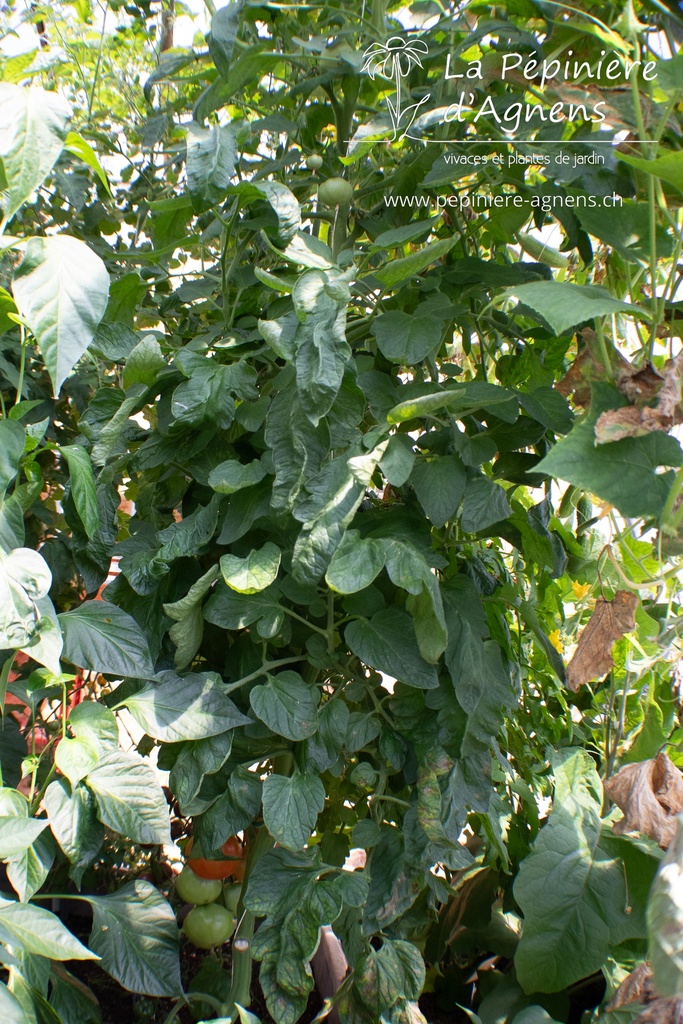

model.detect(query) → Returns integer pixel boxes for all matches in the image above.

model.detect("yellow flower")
[548,629,564,654]
[571,581,592,600]
[320,124,337,141]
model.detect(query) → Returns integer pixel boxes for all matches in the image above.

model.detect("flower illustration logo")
[362,36,431,140]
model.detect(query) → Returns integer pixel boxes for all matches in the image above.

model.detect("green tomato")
[183,904,235,949]
[317,177,353,206]
[222,881,242,914]
[306,153,323,170]
[175,866,222,906]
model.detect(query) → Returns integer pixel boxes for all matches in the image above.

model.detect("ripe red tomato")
[186,836,246,881]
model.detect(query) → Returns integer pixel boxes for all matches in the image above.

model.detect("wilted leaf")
[634,997,683,1024]
[566,590,638,691]
[596,354,683,443]
[605,752,683,848]
[607,963,655,1010]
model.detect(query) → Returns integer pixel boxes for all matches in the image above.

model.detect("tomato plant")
[1,0,683,1023]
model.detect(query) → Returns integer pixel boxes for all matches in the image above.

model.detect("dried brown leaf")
[565,590,638,691]
[635,997,683,1024]
[596,355,683,443]
[607,963,655,1011]
[604,752,683,849]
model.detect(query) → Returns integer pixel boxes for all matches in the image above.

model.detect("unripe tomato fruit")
[306,153,323,170]
[183,904,235,949]
[175,866,222,905]
[222,882,242,914]
[317,177,353,206]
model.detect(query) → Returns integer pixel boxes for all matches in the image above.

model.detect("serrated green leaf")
[262,772,325,850]
[84,881,182,996]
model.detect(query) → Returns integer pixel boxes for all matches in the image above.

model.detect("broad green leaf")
[169,731,233,810]
[61,446,100,539]
[282,230,334,269]
[387,381,519,426]
[371,311,443,364]
[44,781,104,888]
[186,121,238,206]
[208,459,266,495]
[208,2,241,79]
[220,541,281,595]
[346,609,438,689]
[257,181,301,243]
[372,218,439,249]
[250,671,320,741]
[67,700,119,754]
[325,531,386,593]
[54,735,99,786]
[0,420,25,500]
[0,547,52,649]
[619,150,683,194]
[262,772,325,850]
[86,750,171,845]
[64,130,111,194]
[514,749,635,993]
[12,236,110,396]
[59,600,155,678]
[461,474,512,533]
[518,388,574,434]
[0,897,97,960]
[7,830,54,902]
[84,882,182,996]
[0,84,71,219]
[0,980,30,1024]
[49,965,102,1024]
[265,388,329,511]
[120,670,251,742]
[122,335,164,389]
[291,269,351,425]
[356,938,425,1015]
[0,816,47,859]
[292,446,385,584]
[364,237,456,289]
[163,565,220,671]
[535,384,683,518]
[411,456,467,528]
[501,281,649,335]
[380,434,415,487]
[193,765,262,853]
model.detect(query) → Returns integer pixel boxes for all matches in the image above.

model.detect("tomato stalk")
[222,825,275,1020]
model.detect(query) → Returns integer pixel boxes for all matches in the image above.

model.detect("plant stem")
[203,0,217,15]
[15,325,27,406]
[222,657,303,694]
[594,319,612,378]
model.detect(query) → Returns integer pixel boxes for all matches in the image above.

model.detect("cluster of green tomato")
[176,866,243,950]
[304,152,354,206]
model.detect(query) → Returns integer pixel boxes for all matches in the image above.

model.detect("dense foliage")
[2,0,683,1022]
